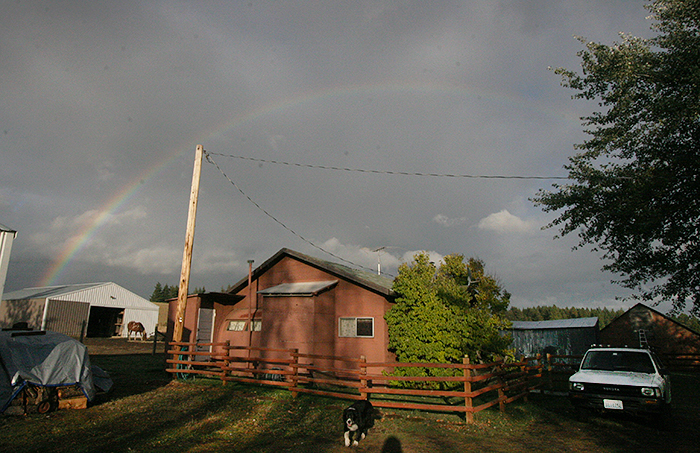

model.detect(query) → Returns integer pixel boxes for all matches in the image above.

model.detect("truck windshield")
[581,351,656,373]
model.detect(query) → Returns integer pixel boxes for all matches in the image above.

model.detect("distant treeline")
[505,306,624,328]
[149,282,206,302]
[505,305,700,332]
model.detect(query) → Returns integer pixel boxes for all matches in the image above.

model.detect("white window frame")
[338,317,374,338]
[226,320,246,331]
[226,319,262,332]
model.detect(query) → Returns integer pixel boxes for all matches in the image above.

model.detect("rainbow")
[40,81,571,286]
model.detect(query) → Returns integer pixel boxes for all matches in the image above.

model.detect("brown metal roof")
[227,248,394,298]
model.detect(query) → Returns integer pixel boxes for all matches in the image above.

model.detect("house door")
[196,308,215,353]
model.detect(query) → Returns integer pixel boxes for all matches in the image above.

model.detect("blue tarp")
[0,331,96,413]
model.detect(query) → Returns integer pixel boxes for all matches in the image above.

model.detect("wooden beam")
[172,145,204,343]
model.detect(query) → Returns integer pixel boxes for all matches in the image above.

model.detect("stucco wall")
[202,255,394,367]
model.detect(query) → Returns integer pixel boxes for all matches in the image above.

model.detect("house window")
[339,317,374,338]
[227,320,246,331]
[226,320,262,331]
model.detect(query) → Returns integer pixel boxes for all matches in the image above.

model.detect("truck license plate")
[603,399,623,410]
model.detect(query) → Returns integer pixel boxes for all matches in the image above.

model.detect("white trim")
[338,317,374,338]
[40,298,50,331]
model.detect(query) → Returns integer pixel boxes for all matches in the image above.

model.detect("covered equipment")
[0,330,98,414]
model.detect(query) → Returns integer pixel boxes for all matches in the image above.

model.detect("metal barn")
[1,282,159,338]
[509,317,599,357]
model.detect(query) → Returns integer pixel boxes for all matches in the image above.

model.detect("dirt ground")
[83,336,166,355]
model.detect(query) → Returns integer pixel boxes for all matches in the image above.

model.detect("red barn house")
[168,248,395,368]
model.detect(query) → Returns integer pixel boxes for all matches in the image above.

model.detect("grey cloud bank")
[1,0,656,310]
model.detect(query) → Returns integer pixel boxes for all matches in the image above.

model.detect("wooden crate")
[58,396,88,410]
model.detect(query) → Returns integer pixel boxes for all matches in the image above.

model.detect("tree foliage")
[505,304,700,331]
[533,0,700,314]
[150,282,205,302]
[385,253,512,387]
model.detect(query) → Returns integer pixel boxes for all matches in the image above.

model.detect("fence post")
[221,340,230,384]
[360,355,368,400]
[463,355,474,423]
[497,358,506,413]
[520,356,528,403]
[546,353,553,391]
[152,325,158,355]
[290,348,299,398]
[80,320,86,343]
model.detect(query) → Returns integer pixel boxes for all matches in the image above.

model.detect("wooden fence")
[165,341,543,423]
[541,354,581,392]
[661,353,700,372]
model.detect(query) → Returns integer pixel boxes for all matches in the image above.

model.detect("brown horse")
[127,321,146,341]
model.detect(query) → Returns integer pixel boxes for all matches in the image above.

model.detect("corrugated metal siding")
[122,308,160,337]
[51,282,158,311]
[48,282,159,337]
[44,299,90,338]
[5,282,159,338]
[510,327,599,357]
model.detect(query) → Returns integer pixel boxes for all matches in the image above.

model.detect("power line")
[204,152,383,275]
[206,152,570,180]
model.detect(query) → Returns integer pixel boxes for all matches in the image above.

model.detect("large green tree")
[533,0,700,314]
[385,253,512,387]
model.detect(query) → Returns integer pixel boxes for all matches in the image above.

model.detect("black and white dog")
[343,400,374,447]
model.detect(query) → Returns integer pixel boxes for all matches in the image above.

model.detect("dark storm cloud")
[0,0,653,311]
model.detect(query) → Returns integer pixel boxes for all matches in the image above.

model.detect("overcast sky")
[1,0,662,311]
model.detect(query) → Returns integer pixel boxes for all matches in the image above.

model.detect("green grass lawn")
[0,353,697,452]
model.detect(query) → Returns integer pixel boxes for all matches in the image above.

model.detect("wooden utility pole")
[247,259,254,362]
[173,145,204,343]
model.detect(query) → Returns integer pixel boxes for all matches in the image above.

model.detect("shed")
[168,248,396,369]
[600,303,700,355]
[510,317,599,357]
[1,283,159,338]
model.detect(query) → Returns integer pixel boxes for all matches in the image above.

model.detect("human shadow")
[381,435,403,453]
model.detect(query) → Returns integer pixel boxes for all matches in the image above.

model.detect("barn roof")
[228,248,394,297]
[511,317,599,330]
[2,282,158,311]
[3,283,104,300]
[601,302,700,336]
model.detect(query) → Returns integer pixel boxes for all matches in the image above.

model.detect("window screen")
[339,317,374,338]
[226,320,261,332]
[227,320,246,331]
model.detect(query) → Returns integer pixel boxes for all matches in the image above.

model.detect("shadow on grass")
[90,353,172,401]
[1,380,354,453]
[2,368,698,453]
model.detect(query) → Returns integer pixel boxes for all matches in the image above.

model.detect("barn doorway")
[87,307,124,337]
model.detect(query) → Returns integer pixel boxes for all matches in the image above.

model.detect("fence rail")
[661,353,700,371]
[165,341,543,423]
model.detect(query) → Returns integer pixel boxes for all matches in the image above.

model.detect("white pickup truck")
[569,346,671,421]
